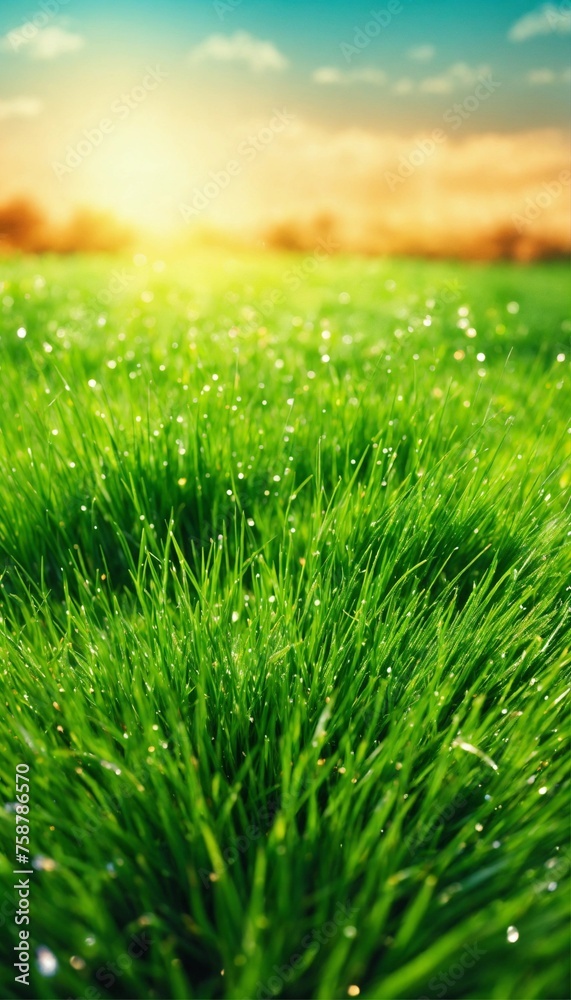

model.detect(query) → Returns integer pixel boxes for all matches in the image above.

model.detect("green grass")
[0,251,569,1000]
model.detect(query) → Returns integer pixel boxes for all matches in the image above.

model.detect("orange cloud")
[205,123,571,259]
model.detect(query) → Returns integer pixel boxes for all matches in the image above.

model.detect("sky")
[0,0,570,251]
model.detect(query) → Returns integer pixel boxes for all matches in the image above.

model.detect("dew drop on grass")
[100,760,121,775]
[507,926,519,943]
[37,946,58,976]
[33,855,57,871]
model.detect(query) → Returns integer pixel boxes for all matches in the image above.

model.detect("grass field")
[0,251,569,1000]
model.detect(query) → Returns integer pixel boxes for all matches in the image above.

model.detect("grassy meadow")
[0,251,569,1000]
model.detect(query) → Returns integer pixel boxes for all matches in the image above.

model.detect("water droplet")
[32,855,57,871]
[37,946,58,976]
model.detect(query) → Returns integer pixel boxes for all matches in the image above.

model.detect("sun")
[80,120,192,234]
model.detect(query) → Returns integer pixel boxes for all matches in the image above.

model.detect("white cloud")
[0,97,42,121]
[189,31,288,72]
[419,62,491,94]
[313,66,387,85]
[528,66,571,82]
[314,61,496,96]
[508,3,571,41]
[0,24,85,59]
[527,67,556,83]
[392,77,414,95]
[407,44,435,61]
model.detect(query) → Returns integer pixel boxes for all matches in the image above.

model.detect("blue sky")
[0,0,569,131]
[0,0,569,232]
